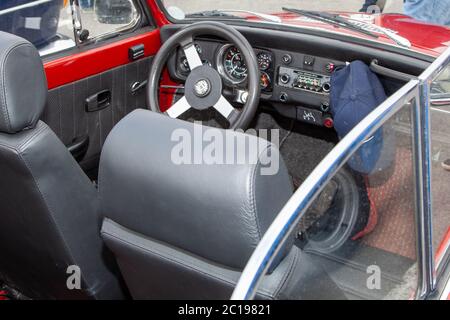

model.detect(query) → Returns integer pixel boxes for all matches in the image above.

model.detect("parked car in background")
[94,0,135,24]
[0,0,63,49]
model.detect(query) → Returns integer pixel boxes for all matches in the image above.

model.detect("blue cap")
[330,60,388,174]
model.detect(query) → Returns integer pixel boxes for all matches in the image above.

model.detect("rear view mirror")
[94,0,135,25]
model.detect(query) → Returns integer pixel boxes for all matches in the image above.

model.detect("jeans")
[79,0,93,9]
[360,0,380,12]
[404,0,450,26]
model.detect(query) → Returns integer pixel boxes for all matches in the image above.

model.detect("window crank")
[130,80,148,95]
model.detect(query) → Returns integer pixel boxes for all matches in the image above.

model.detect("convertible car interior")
[0,1,448,301]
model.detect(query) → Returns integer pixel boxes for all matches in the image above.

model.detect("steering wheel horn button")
[194,79,211,97]
[185,65,223,110]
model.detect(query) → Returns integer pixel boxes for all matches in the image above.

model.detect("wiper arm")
[282,7,379,39]
[347,18,411,48]
[186,9,281,23]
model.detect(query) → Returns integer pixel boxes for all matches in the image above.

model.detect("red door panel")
[44,29,162,89]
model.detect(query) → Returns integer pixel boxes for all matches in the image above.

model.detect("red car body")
[44,2,450,91]
[2,0,449,300]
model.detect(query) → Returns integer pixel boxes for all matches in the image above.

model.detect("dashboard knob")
[322,82,331,93]
[280,73,290,84]
[282,54,292,65]
[279,92,288,103]
[320,101,330,112]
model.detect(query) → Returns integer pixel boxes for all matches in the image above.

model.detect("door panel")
[42,56,153,171]
[44,29,161,89]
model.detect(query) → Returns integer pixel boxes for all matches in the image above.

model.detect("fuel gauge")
[260,71,271,90]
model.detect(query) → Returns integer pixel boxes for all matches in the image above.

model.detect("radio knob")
[280,74,290,84]
[322,82,331,93]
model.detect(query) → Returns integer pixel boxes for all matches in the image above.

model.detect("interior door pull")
[131,80,148,95]
[85,90,111,112]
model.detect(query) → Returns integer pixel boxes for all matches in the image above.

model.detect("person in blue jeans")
[79,0,93,9]
[404,0,450,26]
[360,0,386,12]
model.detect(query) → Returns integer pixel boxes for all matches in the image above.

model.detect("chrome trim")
[418,47,450,293]
[216,44,248,85]
[414,81,435,299]
[440,273,450,300]
[231,79,420,300]
[0,0,53,16]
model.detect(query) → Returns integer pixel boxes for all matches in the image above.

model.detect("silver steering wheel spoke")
[182,38,202,71]
[165,96,192,118]
[213,95,239,122]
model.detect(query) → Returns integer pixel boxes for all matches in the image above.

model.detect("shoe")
[442,159,450,171]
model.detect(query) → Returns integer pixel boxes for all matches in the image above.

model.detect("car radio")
[278,66,331,95]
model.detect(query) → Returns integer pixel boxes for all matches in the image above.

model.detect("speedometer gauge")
[223,46,247,82]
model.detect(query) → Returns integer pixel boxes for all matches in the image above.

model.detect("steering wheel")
[147,21,260,130]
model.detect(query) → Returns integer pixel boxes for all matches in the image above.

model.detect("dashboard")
[168,39,345,127]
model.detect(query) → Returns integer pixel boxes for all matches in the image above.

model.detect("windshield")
[161,0,450,28]
[161,0,403,17]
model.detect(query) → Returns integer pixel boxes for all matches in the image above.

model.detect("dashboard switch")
[323,117,334,128]
[304,55,315,67]
[326,62,336,73]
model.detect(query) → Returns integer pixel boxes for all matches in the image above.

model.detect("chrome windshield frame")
[231,46,450,300]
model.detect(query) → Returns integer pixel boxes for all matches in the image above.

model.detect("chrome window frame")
[232,46,450,300]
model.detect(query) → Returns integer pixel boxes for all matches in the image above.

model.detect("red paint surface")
[146,0,170,27]
[436,227,450,266]
[267,12,450,57]
[44,30,162,89]
[43,2,450,107]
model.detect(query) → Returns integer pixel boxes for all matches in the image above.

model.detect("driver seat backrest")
[0,31,125,299]
[99,110,345,299]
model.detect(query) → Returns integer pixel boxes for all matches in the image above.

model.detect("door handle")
[85,90,111,112]
[131,80,148,95]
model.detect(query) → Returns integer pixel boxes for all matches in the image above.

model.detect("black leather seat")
[100,110,344,299]
[0,32,125,299]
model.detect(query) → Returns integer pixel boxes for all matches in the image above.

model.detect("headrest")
[0,32,47,133]
[99,110,294,270]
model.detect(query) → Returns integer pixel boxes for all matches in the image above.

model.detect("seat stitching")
[17,123,48,151]
[16,137,81,283]
[249,159,262,241]
[0,42,32,132]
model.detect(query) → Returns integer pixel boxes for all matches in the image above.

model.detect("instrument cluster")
[177,42,274,92]
[216,44,274,91]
